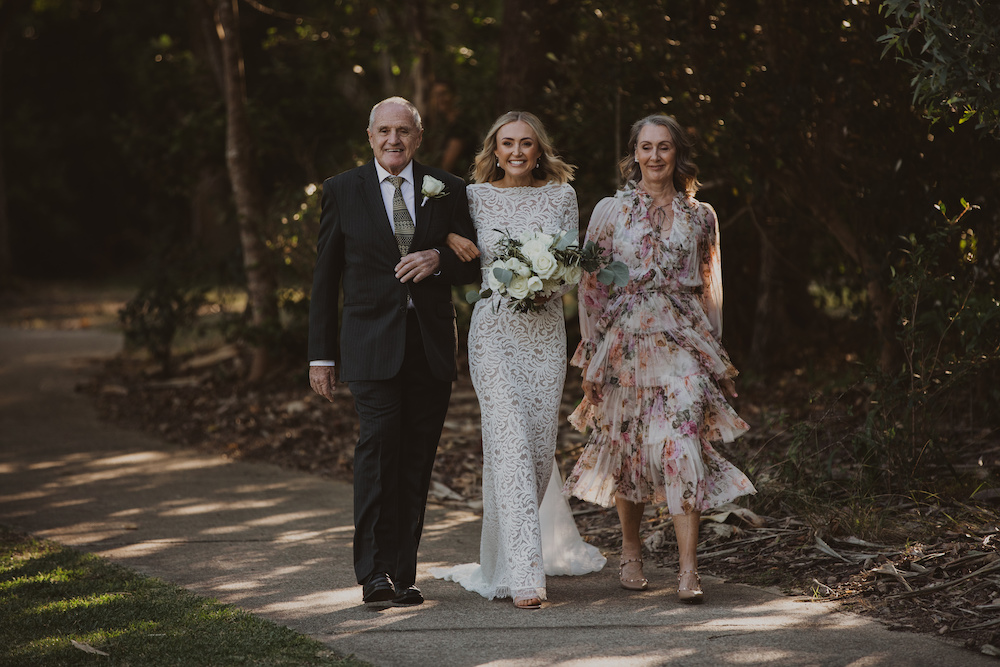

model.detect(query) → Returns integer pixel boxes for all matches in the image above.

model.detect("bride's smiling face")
[494,120,541,180]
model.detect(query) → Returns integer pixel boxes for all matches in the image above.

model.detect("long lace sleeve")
[549,185,582,301]
[700,202,724,341]
[570,197,617,372]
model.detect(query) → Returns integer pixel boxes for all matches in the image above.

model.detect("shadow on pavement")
[0,327,989,666]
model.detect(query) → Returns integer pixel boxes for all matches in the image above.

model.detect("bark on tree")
[818,208,898,374]
[756,1,899,375]
[405,0,429,114]
[0,0,29,284]
[497,0,567,114]
[749,210,776,372]
[214,0,279,382]
[0,37,11,285]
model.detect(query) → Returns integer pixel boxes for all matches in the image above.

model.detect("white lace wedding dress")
[431,182,606,601]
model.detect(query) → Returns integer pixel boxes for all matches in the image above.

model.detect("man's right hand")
[309,365,338,401]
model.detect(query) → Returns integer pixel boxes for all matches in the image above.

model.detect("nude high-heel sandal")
[677,569,704,604]
[619,557,649,591]
[513,595,542,609]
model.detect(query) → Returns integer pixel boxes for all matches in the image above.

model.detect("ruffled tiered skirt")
[565,291,756,514]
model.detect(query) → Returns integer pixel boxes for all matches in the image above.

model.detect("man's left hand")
[395,249,440,283]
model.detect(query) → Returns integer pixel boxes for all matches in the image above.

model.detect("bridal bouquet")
[466,228,628,313]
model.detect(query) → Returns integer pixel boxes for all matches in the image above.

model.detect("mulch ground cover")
[78,344,1000,660]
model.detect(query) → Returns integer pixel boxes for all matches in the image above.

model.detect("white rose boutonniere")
[420,175,448,207]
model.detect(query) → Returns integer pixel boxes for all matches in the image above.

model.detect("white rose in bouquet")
[526,276,544,294]
[504,257,532,277]
[530,250,559,279]
[507,275,531,299]
[562,264,584,285]
[549,261,567,282]
[519,233,553,262]
[486,260,507,292]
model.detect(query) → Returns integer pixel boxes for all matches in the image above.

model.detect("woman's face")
[494,120,542,178]
[634,123,677,189]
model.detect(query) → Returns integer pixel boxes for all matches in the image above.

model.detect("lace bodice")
[469,181,580,292]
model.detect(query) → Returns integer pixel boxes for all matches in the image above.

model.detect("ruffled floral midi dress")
[564,187,756,514]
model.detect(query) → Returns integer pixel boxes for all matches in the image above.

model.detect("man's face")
[368,102,422,175]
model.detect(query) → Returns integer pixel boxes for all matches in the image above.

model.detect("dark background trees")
[2,0,998,492]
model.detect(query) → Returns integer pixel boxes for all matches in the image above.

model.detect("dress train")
[430,459,605,597]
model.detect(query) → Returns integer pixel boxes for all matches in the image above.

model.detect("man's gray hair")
[368,96,423,130]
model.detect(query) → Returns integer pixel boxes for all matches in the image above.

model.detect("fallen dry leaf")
[70,640,108,656]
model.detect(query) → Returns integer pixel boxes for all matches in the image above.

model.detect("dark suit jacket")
[308,160,479,382]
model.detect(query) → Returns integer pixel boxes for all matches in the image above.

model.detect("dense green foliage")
[4,1,999,489]
[861,199,999,489]
[880,0,1000,137]
[0,526,365,666]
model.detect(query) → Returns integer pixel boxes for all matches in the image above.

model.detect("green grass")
[0,526,368,667]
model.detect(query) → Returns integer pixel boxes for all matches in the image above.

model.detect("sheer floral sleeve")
[570,197,618,373]
[700,202,724,341]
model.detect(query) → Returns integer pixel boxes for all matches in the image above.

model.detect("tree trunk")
[373,5,395,98]
[405,0,429,113]
[0,41,11,286]
[496,0,572,117]
[497,0,555,113]
[817,209,898,374]
[214,0,279,382]
[750,216,776,372]
[0,0,29,285]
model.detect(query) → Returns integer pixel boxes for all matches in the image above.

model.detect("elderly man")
[308,97,479,605]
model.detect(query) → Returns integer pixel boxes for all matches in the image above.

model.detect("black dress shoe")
[393,585,424,606]
[362,573,395,604]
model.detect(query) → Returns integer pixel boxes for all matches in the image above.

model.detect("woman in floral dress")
[565,114,755,603]
[433,111,605,610]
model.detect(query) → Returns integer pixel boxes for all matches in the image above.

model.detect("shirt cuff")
[310,360,336,367]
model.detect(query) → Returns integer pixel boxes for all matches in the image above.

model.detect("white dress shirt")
[374,160,417,229]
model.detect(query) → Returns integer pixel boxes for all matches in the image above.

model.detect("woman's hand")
[582,379,603,405]
[719,378,738,398]
[447,233,480,262]
[533,293,553,307]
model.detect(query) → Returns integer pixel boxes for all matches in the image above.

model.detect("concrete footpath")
[0,326,990,667]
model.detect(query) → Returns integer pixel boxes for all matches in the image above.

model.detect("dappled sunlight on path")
[0,327,990,667]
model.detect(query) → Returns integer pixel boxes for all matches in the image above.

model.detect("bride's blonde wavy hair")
[471,111,575,184]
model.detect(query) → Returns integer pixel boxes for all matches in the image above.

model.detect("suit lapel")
[411,161,431,250]
[358,161,399,252]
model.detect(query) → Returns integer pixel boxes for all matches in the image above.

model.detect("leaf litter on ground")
[79,347,1000,658]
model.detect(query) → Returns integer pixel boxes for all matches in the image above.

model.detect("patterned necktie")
[387,175,414,256]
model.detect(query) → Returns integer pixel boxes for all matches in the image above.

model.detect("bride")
[433,111,605,609]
